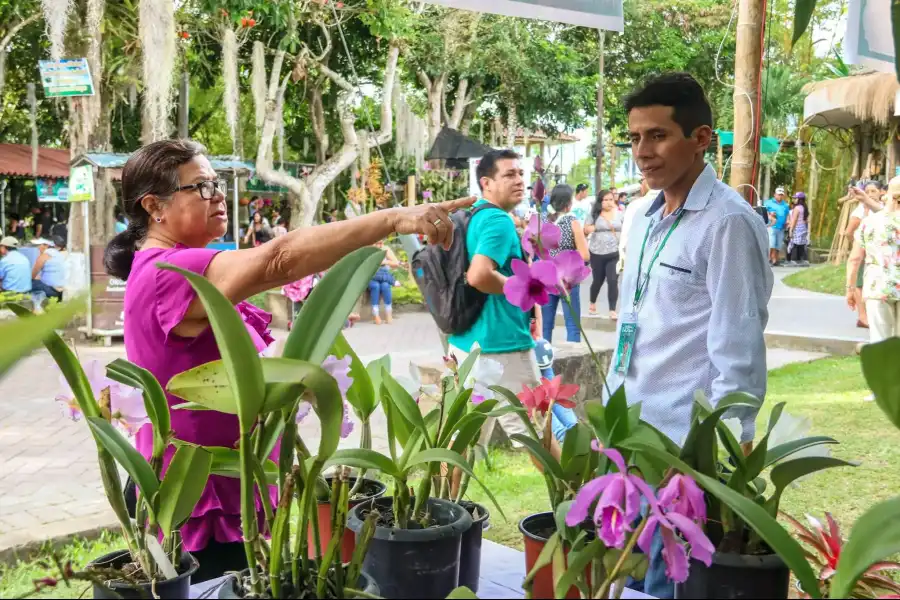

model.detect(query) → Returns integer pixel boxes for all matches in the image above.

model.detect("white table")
[189,540,653,599]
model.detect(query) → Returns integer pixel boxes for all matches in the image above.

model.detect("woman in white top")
[845,181,884,328]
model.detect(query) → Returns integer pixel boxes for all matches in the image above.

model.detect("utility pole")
[595,29,605,192]
[729,0,764,205]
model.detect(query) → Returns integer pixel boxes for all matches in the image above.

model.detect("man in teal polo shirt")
[449,149,540,447]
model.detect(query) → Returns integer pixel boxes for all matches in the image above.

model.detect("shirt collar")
[645,163,717,217]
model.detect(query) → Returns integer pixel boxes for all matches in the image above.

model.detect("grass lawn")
[2,356,893,598]
[782,263,844,296]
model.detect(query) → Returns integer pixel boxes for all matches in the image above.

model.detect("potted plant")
[162,247,390,598]
[10,305,213,599]
[620,336,900,600]
[620,389,856,599]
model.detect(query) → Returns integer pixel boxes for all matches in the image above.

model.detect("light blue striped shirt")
[606,164,773,445]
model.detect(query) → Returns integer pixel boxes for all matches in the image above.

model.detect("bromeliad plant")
[9,305,214,585]
[163,246,397,598]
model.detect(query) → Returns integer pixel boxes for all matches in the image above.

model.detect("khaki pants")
[867,300,900,342]
[450,345,541,447]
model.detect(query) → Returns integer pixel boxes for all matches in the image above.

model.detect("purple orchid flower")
[341,402,354,438]
[503,259,559,312]
[422,190,433,200]
[522,215,561,259]
[566,446,658,548]
[296,356,356,438]
[55,361,148,435]
[552,250,591,294]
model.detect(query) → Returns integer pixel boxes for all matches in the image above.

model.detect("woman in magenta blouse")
[108,140,472,581]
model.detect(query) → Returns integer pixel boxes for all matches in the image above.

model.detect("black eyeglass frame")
[174,179,228,200]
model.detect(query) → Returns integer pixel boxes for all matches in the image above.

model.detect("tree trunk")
[729,0,764,204]
[505,104,517,149]
[177,70,189,139]
[595,30,605,191]
[419,71,447,146]
[447,79,469,130]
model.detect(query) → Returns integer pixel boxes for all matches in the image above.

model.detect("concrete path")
[0,269,833,556]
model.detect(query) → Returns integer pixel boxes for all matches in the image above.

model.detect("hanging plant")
[251,41,267,132]
[223,28,239,147]
[139,0,176,142]
[40,0,73,62]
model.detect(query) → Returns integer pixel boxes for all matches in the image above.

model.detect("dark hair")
[591,189,614,222]
[624,73,713,137]
[104,139,207,280]
[618,192,627,200]
[476,149,520,191]
[51,235,66,249]
[794,195,809,222]
[547,184,574,222]
[576,183,589,194]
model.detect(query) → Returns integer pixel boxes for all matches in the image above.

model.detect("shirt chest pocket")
[654,260,706,304]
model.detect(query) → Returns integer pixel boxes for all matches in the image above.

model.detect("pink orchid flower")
[552,250,591,294]
[297,356,355,439]
[503,259,558,312]
[55,361,148,435]
[522,215,561,259]
[566,447,658,548]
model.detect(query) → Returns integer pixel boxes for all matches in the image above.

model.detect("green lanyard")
[632,211,686,308]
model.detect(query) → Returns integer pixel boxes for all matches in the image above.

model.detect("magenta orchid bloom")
[503,259,559,311]
[552,250,591,294]
[566,447,657,549]
[522,215,561,259]
[55,361,148,435]
[637,474,715,583]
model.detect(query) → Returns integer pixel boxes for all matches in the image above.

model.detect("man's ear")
[693,125,713,154]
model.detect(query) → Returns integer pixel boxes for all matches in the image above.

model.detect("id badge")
[614,313,638,376]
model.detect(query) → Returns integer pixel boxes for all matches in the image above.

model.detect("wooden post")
[595,29,605,191]
[729,0,764,204]
[407,175,416,207]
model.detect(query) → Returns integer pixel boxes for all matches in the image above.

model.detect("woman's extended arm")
[173,197,475,335]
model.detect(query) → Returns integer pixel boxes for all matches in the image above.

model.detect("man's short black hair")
[477,149,520,191]
[576,183,589,193]
[624,73,713,138]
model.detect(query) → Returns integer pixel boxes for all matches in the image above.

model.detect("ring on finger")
[432,218,443,227]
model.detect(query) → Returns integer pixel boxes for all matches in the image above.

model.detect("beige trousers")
[867,300,900,342]
[450,345,541,447]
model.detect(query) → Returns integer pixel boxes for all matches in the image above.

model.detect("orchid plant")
[10,303,216,586]
[324,347,508,530]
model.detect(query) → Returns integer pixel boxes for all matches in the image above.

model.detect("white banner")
[420,0,624,32]
[844,0,894,72]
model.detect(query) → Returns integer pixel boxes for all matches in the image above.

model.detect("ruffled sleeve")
[153,246,219,344]
[238,301,275,347]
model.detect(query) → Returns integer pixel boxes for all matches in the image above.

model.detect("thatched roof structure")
[803,70,900,127]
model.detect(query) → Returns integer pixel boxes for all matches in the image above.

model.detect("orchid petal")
[566,474,614,526]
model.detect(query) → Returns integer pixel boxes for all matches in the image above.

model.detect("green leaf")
[606,384,630,444]
[7,303,100,419]
[331,333,377,420]
[585,401,609,445]
[715,392,763,412]
[510,434,566,481]
[1,300,85,377]
[86,417,159,512]
[106,359,171,455]
[407,448,506,520]
[382,369,432,447]
[157,445,212,538]
[366,354,391,407]
[767,402,786,433]
[769,456,857,513]
[157,263,264,431]
[282,247,384,363]
[620,440,823,599]
[206,446,279,483]
[764,436,839,468]
[455,347,481,391]
[792,0,817,46]
[324,448,401,479]
[489,385,541,439]
[445,586,479,599]
[555,538,605,599]
[438,388,476,447]
[560,423,593,481]
[831,497,900,598]
[860,338,900,431]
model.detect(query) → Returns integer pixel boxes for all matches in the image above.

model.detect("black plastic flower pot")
[457,500,489,593]
[215,569,379,598]
[674,552,790,599]
[88,549,198,599]
[347,496,473,599]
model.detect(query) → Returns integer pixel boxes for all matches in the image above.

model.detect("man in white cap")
[764,187,791,266]
[0,236,33,293]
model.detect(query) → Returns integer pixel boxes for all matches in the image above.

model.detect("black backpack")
[411,204,505,335]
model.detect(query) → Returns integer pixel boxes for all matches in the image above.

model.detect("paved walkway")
[0,267,839,555]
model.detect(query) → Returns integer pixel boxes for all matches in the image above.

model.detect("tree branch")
[0,13,40,49]
[417,70,432,90]
[448,78,469,130]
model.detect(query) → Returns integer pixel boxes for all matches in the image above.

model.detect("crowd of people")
[0,234,68,302]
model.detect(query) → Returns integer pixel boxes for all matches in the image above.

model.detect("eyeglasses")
[175,179,227,200]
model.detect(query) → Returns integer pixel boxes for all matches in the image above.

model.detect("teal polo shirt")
[449,199,535,354]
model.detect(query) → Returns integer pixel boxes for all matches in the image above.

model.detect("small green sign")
[69,165,94,202]
[39,59,95,98]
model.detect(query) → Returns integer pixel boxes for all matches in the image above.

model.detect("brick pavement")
[0,308,824,557]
